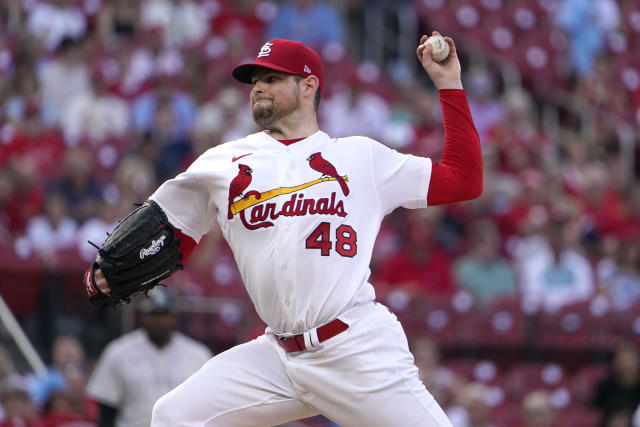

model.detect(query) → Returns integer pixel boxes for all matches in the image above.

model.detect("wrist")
[439,88,466,95]
[436,79,463,90]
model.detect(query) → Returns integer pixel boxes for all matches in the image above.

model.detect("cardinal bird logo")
[228,164,253,219]
[306,152,350,196]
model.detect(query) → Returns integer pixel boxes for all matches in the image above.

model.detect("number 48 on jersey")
[305,222,357,257]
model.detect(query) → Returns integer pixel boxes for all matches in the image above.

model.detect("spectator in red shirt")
[3,111,66,180]
[376,212,456,302]
[404,85,444,159]
[577,165,626,236]
[2,63,65,177]
[0,388,44,427]
[3,156,43,236]
[210,0,267,55]
[39,364,97,427]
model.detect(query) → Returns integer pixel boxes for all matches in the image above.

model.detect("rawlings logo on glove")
[83,200,183,309]
[140,235,167,259]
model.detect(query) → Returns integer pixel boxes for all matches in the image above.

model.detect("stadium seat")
[570,363,608,406]
[444,357,479,381]
[511,5,538,32]
[504,362,568,403]
[84,136,131,183]
[55,247,93,313]
[514,32,566,90]
[445,358,502,385]
[397,298,456,345]
[558,407,601,427]
[0,247,43,318]
[490,296,525,313]
[453,2,482,35]
[537,302,597,351]
[414,0,457,31]
[491,403,522,427]
[612,301,640,342]
[546,299,617,351]
[486,24,518,60]
[454,297,526,349]
[478,0,503,13]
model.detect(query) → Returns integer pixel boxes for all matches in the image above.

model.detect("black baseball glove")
[83,200,183,308]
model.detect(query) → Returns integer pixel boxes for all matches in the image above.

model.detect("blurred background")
[0,0,639,426]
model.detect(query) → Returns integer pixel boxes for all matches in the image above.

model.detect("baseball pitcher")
[83,32,482,426]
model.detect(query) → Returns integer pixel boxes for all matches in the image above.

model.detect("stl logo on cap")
[232,39,324,90]
[257,42,274,58]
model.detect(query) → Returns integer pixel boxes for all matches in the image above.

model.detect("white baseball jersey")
[87,329,212,427]
[151,130,431,334]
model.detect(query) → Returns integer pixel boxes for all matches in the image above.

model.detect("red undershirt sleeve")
[427,89,483,206]
[171,229,197,274]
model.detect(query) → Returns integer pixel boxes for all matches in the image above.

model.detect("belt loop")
[303,327,321,350]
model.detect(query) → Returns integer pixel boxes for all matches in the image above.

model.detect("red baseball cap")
[232,39,324,90]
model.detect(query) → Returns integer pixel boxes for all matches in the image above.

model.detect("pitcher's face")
[250,69,301,128]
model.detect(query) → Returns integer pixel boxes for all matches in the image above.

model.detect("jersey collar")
[261,130,327,147]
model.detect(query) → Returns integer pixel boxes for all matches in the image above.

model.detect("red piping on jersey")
[427,89,483,206]
[278,137,306,145]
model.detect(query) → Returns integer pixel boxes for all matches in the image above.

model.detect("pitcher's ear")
[303,75,320,94]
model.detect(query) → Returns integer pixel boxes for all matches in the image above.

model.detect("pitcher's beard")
[252,95,300,129]
[252,105,278,128]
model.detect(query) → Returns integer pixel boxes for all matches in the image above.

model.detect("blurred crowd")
[0,0,639,426]
[2,326,640,427]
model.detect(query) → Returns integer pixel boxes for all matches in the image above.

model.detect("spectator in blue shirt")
[556,0,620,76]
[267,0,345,48]
[131,75,197,140]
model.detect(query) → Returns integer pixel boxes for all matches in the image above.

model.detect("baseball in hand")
[425,35,450,63]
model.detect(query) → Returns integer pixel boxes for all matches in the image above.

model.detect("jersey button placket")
[276,148,295,313]
[281,151,296,241]
[282,156,301,317]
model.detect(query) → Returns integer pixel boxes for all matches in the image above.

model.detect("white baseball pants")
[151,301,452,427]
